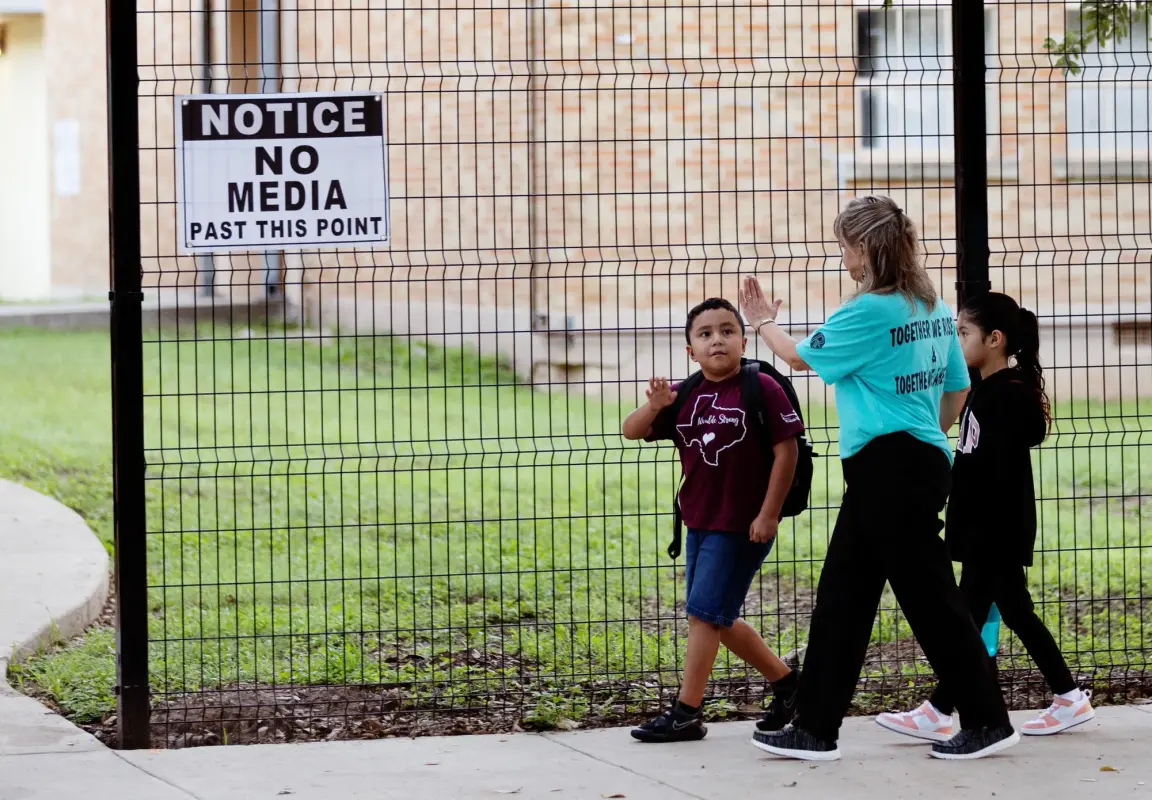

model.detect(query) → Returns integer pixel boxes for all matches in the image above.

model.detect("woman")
[740,195,1019,761]
[876,292,1093,741]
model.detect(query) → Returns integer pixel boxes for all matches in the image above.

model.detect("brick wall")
[52,1,1152,339]
[43,0,109,298]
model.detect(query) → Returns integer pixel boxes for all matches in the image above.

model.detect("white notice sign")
[174,91,390,254]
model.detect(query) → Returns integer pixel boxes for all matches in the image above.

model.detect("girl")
[739,195,1018,761]
[876,292,1094,741]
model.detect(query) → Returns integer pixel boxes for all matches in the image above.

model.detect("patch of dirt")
[639,575,817,639]
[34,584,1152,750]
[864,632,927,672]
[92,589,117,629]
[1060,594,1151,634]
[373,642,539,674]
[78,663,1152,750]
[741,576,818,637]
[138,685,526,748]
[850,632,1152,714]
[81,678,746,749]
[850,664,1152,715]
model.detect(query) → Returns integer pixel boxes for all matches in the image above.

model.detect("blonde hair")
[833,195,937,310]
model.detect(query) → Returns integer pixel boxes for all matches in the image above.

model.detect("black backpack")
[659,357,816,559]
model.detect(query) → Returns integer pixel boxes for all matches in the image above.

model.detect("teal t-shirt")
[795,292,971,461]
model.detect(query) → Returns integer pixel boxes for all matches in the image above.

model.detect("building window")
[1065,6,1152,153]
[227,0,260,93]
[855,5,994,152]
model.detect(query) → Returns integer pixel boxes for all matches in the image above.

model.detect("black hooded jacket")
[945,367,1049,567]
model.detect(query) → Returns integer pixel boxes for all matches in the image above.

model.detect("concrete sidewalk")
[1,706,1149,800]
[0,480,109,667]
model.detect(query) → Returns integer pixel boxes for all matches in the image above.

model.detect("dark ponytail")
[960,292,1052,434]
[1014,307,1050,425]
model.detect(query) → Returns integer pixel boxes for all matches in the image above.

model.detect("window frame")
[852,4,997,155]
[1062,2,1152,162]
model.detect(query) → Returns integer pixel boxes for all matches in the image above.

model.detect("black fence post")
[106,0,150,750]
[952,0,991,305]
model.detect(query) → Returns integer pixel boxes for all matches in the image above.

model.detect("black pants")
[929,561,1076,714]
[794,433,1010,741]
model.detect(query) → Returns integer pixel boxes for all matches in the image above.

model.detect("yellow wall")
[0,13,51,300]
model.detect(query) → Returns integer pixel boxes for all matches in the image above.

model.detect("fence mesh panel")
[130,0,1150,747]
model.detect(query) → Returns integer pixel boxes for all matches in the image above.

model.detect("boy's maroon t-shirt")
[647,372,805,533]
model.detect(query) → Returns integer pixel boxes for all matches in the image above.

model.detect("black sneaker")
[751,725,841,761]
[929,726,1021,760]
[630,705,707,743]
[756,677,799,732]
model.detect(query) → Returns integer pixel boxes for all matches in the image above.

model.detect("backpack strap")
[662,370,706,560]
[750,357,806,428]
[743,358,817,519]
[740,360,773,452]
[669,473,687,559]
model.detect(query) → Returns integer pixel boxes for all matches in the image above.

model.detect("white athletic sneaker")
[1020,690,1095,736]
[875,702,955,743]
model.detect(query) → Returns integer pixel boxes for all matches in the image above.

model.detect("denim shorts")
[684,528,775,628]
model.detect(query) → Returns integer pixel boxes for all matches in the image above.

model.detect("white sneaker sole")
[875,715,954,743]
[929,730,1021,760]
[750,736,842,762]
[1021,707,1096,736]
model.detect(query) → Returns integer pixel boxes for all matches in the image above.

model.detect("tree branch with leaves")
[1045,1,1152,74]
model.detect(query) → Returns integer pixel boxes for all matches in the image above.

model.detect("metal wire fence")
[110,0,1151,748]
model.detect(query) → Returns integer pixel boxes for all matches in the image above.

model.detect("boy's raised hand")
[646,377,678,410]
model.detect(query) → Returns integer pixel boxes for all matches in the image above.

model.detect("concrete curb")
[0,479,110,665]
[0,478,110,752]
[0,295,296,332]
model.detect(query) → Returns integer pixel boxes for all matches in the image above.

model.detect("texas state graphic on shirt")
[675,393,748,466]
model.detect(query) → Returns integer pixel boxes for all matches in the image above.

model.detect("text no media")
[228,145,349,213]
[189,217,384,242]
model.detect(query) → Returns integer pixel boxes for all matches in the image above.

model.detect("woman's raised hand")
[740,276,784,328]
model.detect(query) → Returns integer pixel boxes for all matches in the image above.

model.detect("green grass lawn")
[2,327,1150,726]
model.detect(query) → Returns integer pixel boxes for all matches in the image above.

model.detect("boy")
[622,297,804,742]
